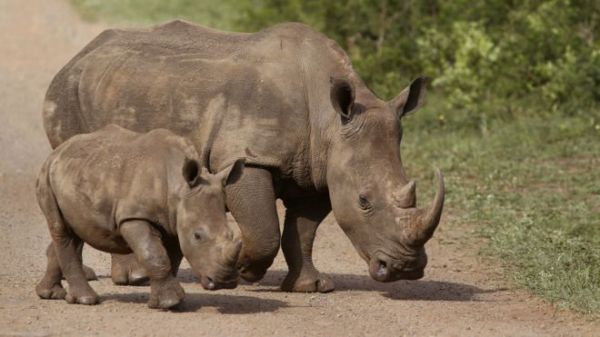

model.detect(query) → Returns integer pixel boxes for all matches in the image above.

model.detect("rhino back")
[48,126,190,236]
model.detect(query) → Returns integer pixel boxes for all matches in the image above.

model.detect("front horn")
[412,169,445,245]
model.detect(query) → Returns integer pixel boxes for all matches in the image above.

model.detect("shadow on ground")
[101,291,288,314]
[177,268,505,302]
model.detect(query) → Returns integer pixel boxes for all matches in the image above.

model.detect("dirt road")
[0,1,598,336]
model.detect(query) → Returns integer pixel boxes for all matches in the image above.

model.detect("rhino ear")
[215,158,245,187]
[330,77,356,124]
[182,158,206,188]
[390,77,430,118]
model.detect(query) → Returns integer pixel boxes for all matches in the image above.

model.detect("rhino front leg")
[226,167,280,282]
[120,219,184,309]
[111,253,149,286]
[281,195,334,293]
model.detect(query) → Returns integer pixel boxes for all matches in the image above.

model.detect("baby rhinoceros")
[35,124,244,309]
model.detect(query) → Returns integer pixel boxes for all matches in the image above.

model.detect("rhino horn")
[412,169,445,245]
[396,180,416,208]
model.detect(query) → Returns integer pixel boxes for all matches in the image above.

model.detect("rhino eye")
[358,194,371,210]
[193,230,204,241]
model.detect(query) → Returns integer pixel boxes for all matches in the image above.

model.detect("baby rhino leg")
[120,220,184,309]
[77,244,98,281]
[36,243,66,300]
[111,253,149,286]
[53,235,99,305]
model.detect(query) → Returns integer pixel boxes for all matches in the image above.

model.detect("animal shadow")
[102,290,287,314]
[255,269,504,302]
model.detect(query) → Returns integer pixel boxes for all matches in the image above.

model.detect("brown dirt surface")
[0,1,598,336]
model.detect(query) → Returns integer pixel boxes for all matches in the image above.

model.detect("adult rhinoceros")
[42,20,444,293]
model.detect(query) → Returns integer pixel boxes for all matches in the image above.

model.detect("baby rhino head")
[176,158,245,291]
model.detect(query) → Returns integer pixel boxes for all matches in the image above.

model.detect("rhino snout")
[197,239,241,291]
[368,250,427,282]
[200,273,238,291]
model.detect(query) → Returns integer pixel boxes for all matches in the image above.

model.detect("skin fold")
[35,125,244,308]
[43,21,445,293]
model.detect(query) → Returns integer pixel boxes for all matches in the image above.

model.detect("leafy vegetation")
[71,0,600,313]
[403,110,600,314]
[238,1,600,127]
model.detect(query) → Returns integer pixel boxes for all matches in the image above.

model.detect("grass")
[71,0,600,314]
[403,106,600,314]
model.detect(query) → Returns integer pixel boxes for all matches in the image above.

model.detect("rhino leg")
[281,196,334,293]
[36,243,66,300]
[56,243,97,281]
[37,160,98,305]
[165,239,183,277]
[120,219,184,309]
[111,253,149,286]
[226,167,280,282]
[37,242,96,299]
[53,236,99,305]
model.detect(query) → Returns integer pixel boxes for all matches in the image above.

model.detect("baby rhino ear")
[182,158,206,188]
[216,158,246,187]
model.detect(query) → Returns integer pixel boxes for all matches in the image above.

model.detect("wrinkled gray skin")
[35,125,243,309]
[43,21,445,292]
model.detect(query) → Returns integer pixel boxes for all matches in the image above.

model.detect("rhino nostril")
[206,277,215,290]
[377,260,388,278]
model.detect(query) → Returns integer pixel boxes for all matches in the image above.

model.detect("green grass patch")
[70,2,600,314]
[403,109,600,314]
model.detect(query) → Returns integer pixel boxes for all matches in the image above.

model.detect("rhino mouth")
[368,252,426,282]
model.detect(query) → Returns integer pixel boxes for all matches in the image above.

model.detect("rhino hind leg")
[225,167,281,282]
[53,236,99,305]
[281,196,335,293]
[37,172,99,305]
[56,243,98,281]
[36,243,66,300]
[111,253,149,286]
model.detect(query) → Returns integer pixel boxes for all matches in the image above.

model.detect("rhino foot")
[65,287,99,305]
[36,282,67,300]
[111,254,149,286]
[281,271,335,293]
[148,278,185,309]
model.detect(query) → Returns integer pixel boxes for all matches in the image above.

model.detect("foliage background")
[237,0,600,128]
[72,0,600,314]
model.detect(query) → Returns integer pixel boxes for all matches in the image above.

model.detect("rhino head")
[176,158,245,290]
[326,77,445,282]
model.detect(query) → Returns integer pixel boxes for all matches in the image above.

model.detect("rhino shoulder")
[142,128,199,160]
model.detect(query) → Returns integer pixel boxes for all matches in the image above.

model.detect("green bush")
[237,0,600,127]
